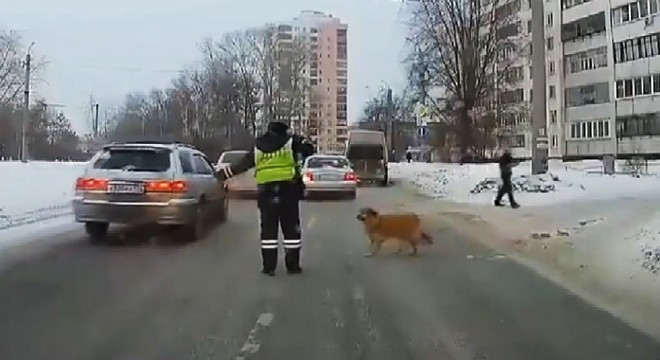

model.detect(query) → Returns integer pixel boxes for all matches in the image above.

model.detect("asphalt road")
[0,186,659,360]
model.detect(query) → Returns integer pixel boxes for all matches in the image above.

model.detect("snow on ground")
[0,161,87,230]
[390,159,660,206]
[392,160,660,337]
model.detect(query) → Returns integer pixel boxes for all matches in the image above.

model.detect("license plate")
[318,174,340,181]
[107,183,144,194]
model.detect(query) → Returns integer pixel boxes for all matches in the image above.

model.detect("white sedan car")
[302,154,357,200]
[216,150,257,198]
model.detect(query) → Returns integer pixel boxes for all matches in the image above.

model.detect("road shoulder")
[396,182,660,342]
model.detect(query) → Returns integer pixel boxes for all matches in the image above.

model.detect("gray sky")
[2,0,410,133]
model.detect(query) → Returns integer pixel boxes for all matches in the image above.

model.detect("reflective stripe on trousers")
[261,239,278,249]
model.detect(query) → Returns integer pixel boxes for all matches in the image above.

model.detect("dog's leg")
[364,235,378,257]
[408,242,418,256]
[395,240,404,254]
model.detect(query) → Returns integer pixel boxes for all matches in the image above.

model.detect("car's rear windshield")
[346,145,385,160]
[306,157,350,169]
[220,151,248,165]
[92,148,171,172]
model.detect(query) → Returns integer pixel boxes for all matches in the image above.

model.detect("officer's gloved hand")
[301,137,313,146]
[214,167,228,183]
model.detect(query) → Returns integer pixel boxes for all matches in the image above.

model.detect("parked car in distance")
[216,150,257,198]
[73,141,228,243]
[302,154,357,199]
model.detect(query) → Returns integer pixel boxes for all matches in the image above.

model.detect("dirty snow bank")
[390,160,660,205]
[0,161,86,230]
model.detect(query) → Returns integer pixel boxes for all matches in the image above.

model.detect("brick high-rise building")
[275,11,348,153]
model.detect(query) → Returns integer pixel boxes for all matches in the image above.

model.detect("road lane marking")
[306,216,316,229]
[352,284,365,302]
[235,313,274,360]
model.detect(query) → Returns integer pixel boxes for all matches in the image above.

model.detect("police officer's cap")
[267,121,289,134]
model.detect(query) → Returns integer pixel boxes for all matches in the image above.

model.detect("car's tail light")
[344,172,357,181]
[145,180,188,193]
[303,171,314,182]
[75,177,108,191]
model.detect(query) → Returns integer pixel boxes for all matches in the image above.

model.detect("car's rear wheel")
[85,222,109,243]
[180,203,205,242]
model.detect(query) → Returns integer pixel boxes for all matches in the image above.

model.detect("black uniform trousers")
[257,180,302,272]
[495,172,516,205]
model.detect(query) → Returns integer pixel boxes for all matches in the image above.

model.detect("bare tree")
[404,0,521,153]
[276,36,313,132]
[211,30,261,135]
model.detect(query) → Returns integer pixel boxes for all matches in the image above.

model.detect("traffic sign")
[417,126,428,137]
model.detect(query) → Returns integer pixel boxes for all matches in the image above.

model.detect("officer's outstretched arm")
[293,135,316,158]
[215,149,255,182]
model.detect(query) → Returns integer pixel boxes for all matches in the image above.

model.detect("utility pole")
[20,45,34,162]
[531,0,549,174]
[93,103,100,137]
[385,87,394,160]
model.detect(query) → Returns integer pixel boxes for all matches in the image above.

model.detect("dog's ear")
[366,207,379,216]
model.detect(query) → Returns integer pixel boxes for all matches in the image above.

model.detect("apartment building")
[275,11,349,154]
[560,0,660,159]
[493,0,564,159]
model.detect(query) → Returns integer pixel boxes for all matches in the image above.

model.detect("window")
[549,85,556,98]
[547,13,554,27]
[614,32,660,63]
[179,152,194,173]
[548,61,555,75]
[547,37,554,50]
[527,20,532,33]
[561,12,606,42]
[93,148,171,172]
[550,110,558,123]
[615,74,660,98]
[562,0,591,10]
[569,119,610,139]
[497,22,521,39]
[193,155,214,175]
[306,156,350,169]
[499,89,524,104]
[565,46,608,73]
[552,135,558,148]
[613,0,659,26]
[617,112,660,137]
[565,82,610,107]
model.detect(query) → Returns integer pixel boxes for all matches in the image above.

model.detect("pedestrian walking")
[494,148,520,209]
[214,121,316,276]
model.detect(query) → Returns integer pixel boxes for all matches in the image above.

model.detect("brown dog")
[356,207,433,257]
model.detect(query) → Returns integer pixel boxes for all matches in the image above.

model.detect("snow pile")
[391,159,660,205]
[0,161,87,230]
[625,222,660,275]
[469,173,561,194]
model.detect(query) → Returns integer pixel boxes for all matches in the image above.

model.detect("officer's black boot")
[261,248,277,276]
[285,249,302,275]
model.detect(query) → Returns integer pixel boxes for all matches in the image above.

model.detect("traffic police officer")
[215,121,315,276]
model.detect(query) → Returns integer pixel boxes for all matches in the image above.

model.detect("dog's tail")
[420,231,433,244]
